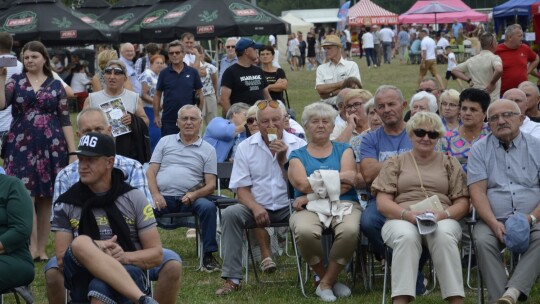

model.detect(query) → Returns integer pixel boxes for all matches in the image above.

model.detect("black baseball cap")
[75,132,115,157]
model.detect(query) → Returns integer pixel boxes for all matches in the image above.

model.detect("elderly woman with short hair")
[439,89,461,131]
[410,91,438,117]
[373,112,469,304]
[289,102,361,302]
[331,89,372,143]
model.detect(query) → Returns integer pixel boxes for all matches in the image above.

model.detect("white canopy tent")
[277,13,315,64]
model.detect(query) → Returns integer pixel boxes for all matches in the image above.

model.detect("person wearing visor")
[219,38,271,114]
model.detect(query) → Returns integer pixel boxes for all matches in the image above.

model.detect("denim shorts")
[62,246,149,304]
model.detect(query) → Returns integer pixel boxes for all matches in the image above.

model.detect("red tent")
[348,0,399,26]
[400,0,488,24]
[532,2,540,47]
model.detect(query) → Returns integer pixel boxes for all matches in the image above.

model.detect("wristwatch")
[531,214,537,227]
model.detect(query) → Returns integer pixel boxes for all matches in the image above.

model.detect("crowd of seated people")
[2,21,540,303]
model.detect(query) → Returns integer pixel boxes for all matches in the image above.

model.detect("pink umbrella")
[407,1,464,24]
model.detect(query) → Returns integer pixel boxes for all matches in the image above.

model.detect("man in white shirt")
[343,25,352,59]
[315,35,361,107]
[379,25,395,64]
[418,29,444,89]
[119,43,141,95]
[215,100,306,296]
[503,88,540,138]
[0,32,22,153]
[436,34,450,63]
[362,27,377,68]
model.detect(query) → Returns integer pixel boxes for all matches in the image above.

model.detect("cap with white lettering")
[75,132,116,157]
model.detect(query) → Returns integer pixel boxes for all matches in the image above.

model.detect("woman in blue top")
[289,102,361,302]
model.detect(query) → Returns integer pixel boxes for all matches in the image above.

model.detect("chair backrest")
[217,162,234,196]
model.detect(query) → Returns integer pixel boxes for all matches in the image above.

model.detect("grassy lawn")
[5,57,540,303]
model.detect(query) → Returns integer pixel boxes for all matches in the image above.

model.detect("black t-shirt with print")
[221,63,268,106]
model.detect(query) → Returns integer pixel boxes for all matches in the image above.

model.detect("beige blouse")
[371,152,469,209]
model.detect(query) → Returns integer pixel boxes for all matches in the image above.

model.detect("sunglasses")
[247,117,257,125]
[103,67,125,75]
[226,45,235,49]
[256,100,279,110]
[416,88,435,93]
[413,128,439,139]
[168,51,182,56]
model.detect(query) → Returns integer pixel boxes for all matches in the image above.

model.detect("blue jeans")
[360,198,386,258]
[62,246,148,304]
[143,107,161,154]
[383,42,392,64]
[156,195,218,254]
[364,48,376,67]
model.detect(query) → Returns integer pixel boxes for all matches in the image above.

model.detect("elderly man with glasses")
[215,99,306,296]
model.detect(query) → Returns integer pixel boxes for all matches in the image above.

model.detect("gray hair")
[505,24,522,39]
[518,81,540,95]
[246,105,258,118]
[487,99,521,117]
[104,59,127,74]
[301,102,338,127]
[405,111,445,139]
[336,88,352,107]
[364,98,375,115]
[410,92,438,113]
[77,108,110,129]
[177,104,202,119]
[374,85,404,104]
[226,102,250,120]
[226,37,238,45]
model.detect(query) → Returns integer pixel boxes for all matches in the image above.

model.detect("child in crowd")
[443,46,464,90]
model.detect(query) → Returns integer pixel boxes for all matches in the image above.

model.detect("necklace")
[459,125,481,142]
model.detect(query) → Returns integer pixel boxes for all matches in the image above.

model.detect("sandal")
[259,257,277,273]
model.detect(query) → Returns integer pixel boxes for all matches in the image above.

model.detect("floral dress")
[3,73,70,197]
[440,123,490,172]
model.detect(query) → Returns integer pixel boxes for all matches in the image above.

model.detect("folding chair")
[0,288,28,304]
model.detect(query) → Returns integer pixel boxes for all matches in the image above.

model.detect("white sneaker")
[332,282,351,298]
[315,285,336,302]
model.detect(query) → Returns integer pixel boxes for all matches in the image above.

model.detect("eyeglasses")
[413,128,439,139]
[168,51,182,56]
[103,67,125,75]
[416,88,436,93]
[226,45,235,49]
[441,102,459,108]
[345,102,364,111]
[247,117,257,125]
[255,100,280,110]
[487,112,521,123]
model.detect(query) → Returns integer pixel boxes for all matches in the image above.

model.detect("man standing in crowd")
[379,24,395,65]
[219,38,271,114]
[497,24,539,95]
[153,40,204,137]
[119,43,141,94]
[181,32,202,68]
[135,43,160,77]
[362,27,377,68]
[343,25,352,59]
[45,108,182,304]
[218,37,238,91]
[215,100,306,295]
[452,32,503,102]
[315,35,361,107]
[147,105,220,273]
[468,99,540,304]
[418,29,444,89]
[51,132,162,304]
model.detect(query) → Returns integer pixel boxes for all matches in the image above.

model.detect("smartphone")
[0,57,17,67]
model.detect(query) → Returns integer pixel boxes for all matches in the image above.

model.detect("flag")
[337,1,351,31]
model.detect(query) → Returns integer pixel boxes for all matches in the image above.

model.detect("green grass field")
[4,57,540,303]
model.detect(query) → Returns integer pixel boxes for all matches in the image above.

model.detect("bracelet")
[400,209,408,220]
[444,210,451,219]
[329,92,333,97]
[68,152,77,156]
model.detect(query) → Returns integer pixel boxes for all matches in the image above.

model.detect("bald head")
[502,89,528,115]
[518,81,540,114]
[487,99,524,144]
[487,99,521,117]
